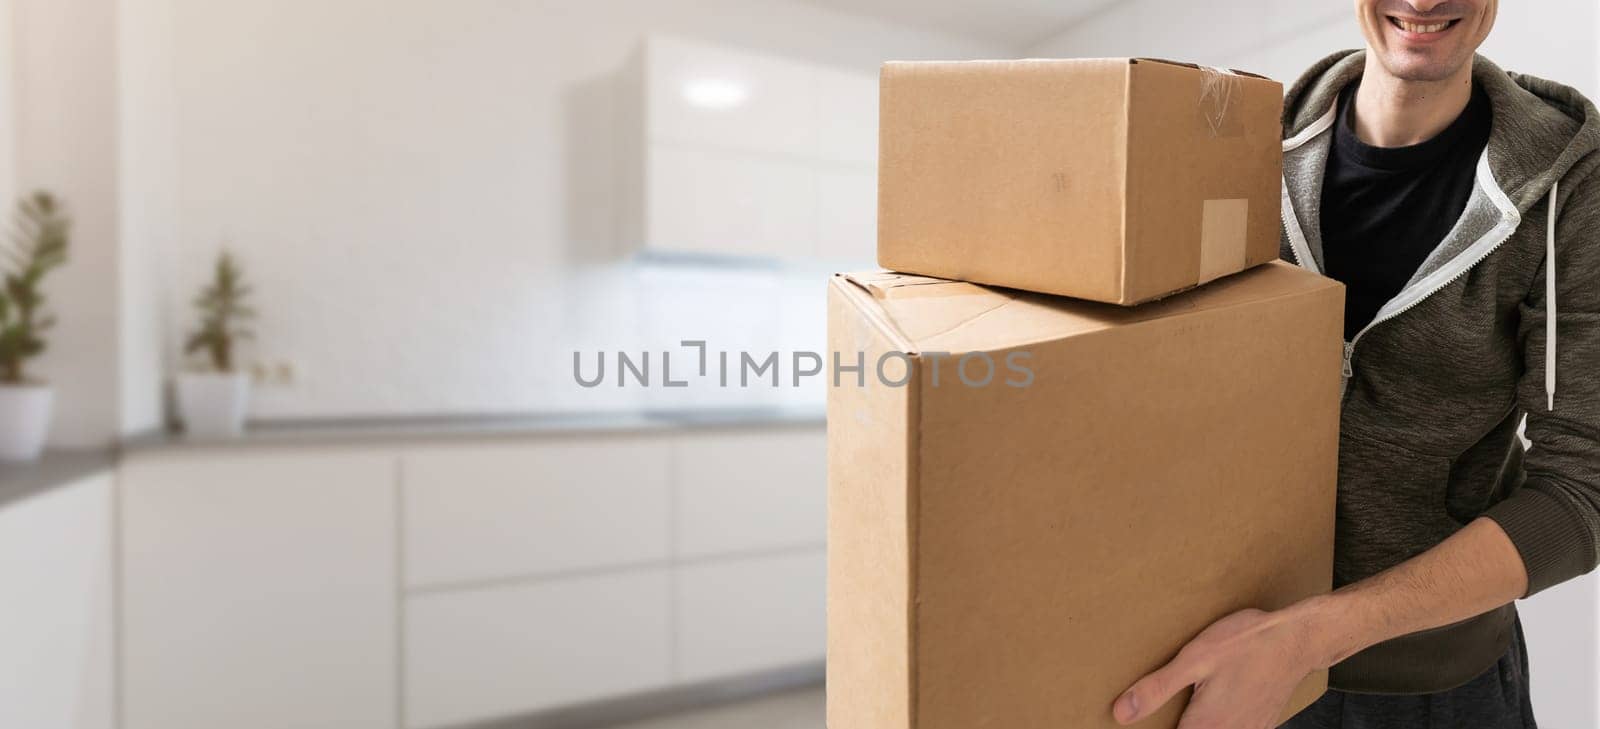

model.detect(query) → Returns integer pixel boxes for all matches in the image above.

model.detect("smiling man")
[1111,1,1600,728]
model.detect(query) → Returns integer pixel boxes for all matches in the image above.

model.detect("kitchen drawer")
[0,471,114,729]
[674,429,826,558]
[675,550,826,682]
[121,451,398,729]
[405,570,673,728]
[402,436,671,588]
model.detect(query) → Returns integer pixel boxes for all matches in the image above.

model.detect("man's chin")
[1376,50,1469,83]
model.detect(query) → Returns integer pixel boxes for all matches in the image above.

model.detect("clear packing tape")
[1198,65,1244,137]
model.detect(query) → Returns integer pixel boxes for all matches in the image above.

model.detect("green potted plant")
[0,192,69,461]
[176,251,255,438]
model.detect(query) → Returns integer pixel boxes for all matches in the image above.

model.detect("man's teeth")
[1394,18,1451,33]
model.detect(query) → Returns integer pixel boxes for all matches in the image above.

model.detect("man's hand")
[1112,606,1327,729]
[1112,518,1529,728]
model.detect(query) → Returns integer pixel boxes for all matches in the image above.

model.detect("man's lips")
[1387,14,1461,42]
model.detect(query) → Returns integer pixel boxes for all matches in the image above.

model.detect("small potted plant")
[0,192,69,461]
[176,251,255,438]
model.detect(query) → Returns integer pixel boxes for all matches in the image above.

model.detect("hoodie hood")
[1283,50,1600,213]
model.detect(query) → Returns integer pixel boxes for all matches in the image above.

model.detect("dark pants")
[1283,619,1536,729]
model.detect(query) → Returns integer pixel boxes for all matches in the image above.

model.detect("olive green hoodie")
[1281,50,1600,694]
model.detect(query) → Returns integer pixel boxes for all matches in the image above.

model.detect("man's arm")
[1111,517,1526,729]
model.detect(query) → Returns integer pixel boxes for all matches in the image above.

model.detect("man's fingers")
[1114,655,1202,725]
[1173,685,1228,729]
[1175,688,1278,729]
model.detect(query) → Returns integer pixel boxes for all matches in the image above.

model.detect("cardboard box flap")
[835,262,1339,355]
[881,57,1269,81]
[882,57,1131,73]
[1129,57,1271,80]
[836,271,981,299]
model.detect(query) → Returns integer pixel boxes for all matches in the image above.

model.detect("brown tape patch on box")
[1199,198,1249,283]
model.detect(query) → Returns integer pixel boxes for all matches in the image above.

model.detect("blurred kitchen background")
[1,1,1597,728]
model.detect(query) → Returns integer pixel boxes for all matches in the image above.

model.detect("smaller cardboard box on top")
[826,261,1343,729]
[877,58,1284,305]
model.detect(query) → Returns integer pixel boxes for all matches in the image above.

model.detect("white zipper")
[1281,178,1319,274]
[1280,125,1522,382]
[1338,153,1522,377]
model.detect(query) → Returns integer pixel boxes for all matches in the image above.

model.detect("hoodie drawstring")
[1547,180,1559,411]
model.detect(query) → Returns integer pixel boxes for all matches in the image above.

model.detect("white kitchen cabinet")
[120,450,398,729]
[674,429,827,558]
[646,144,817,258]
[109,422,828,728]
[644,34,819,158]
[402,436,672,588]
[675,550,826,683]
[405,570,673,728]
[0,470,115,729]
[625,34,876,260]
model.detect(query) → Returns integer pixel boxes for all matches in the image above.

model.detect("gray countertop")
[0,449,116,510]
[3,406,826,508]
[123,405,828,451]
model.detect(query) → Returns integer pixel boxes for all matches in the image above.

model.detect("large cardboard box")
[826,261,1341,729]
[877,58,1283,305]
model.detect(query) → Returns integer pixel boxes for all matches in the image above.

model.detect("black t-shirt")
[1321,81,1492,340]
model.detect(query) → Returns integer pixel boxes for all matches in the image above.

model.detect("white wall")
[1520,574,1600,728]
[1482,0,1599,98]
[5,0,171,446]
[11,0,122,447]
[116,0,177,435]
[0,0,16,212]
[1023,2,1356,85]
[166,0,1008,419]
[1025,1,1598,98]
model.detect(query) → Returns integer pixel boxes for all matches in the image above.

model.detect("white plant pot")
[176,372,252,439]
[0,384,53,461]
